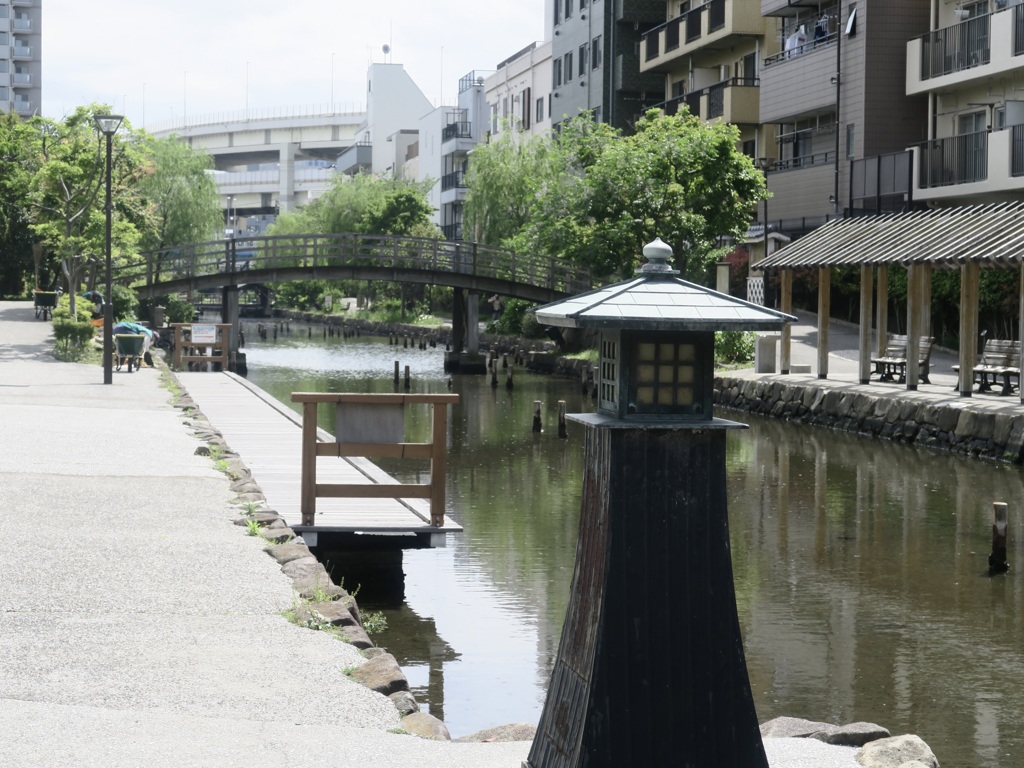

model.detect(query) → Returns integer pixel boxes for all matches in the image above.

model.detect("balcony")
[442,121,471,142]
[13,17,31,31]
[12,72,31,86]
[907,7,1024,95]
[441,223,463,241]
[657,77,761,124]
[441,170,467,192]
[336,141,372,176]
[640,0,767,73]
[12,45,31,59]
[910,127,1024,202]
[759,41,838,124]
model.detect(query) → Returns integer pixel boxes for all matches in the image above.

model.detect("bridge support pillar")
[466,292,480,354]
[221,286,241,371]
[452,288,466,352]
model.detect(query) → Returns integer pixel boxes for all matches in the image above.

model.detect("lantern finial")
[638,238,679,276]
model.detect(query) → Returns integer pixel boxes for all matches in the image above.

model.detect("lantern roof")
[534,238,797,332]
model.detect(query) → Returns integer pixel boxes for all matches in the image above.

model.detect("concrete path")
[0,301,859,767]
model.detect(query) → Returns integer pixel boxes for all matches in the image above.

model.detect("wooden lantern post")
[525,239,795,768]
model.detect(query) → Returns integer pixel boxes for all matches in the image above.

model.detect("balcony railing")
[686,8,702,43]
[441,171,468,191]
[764,31,837,67]
[654,77,758,120]
[442,121,472,142]
[774,150,836,173]
[916,130,989,188]
[1011,124,1024,177]
[13,17,30,31]
[709,0,725,32]
[12,45,31,58]
[917,15,990,80]
[12,73,30,86]
[1015,4,1024,56]
[441,223,463,241]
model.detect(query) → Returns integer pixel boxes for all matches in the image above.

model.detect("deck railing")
[292,393,460,527]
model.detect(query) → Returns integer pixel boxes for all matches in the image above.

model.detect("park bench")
[968,339,1020,396]
[870,333,936,384]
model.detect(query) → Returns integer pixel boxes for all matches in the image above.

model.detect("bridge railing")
[115,233,598,296]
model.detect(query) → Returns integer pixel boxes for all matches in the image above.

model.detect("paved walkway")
[0,300,865,767]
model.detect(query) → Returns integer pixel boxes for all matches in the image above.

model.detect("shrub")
[715,330,756,365]
[161,294,198,324]
[111,284,139,322]
[53,319,97,361]
[52,293,95,323]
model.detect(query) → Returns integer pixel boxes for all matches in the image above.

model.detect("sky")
[41,1,547,131]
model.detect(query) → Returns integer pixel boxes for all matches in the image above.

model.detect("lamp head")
[94,114,124,136]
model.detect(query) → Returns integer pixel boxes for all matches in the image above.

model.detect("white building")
[0,0,41,118]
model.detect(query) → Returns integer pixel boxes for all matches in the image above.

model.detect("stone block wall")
[715,375,1024,464]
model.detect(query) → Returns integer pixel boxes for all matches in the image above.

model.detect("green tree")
[136,135,222,251]
[0,113,39,295]
[525,110,765,279]
[26,105,145,317]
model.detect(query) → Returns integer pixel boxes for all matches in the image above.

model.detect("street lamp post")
[94,114,123,385]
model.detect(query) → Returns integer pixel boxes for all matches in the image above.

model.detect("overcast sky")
[42,1,547,131]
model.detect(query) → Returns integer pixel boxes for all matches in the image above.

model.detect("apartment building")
[0,0,41,118]
[906,0,1024,205]
[549,0,665,129]
[485,41,553,139]
[640,0,776,158]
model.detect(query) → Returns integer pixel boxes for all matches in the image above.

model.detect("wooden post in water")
[558,401,568,439]
[533,401,542,433]
[393,361,400,385]
[491,359,499,388]
[990,502,1010,575]
[506,364,514,390]
[404,365,411,391]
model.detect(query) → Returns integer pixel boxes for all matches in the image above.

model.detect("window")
[553,58,563,87]
[565,0,572,19]
[742,52,757,83]
[846,124,855,159]
[592,36,603,69]
[554,1,561,25]
[565,52,574,82]
[502,96,509,118]
[581,0,587,8]
[522,87,532,129]
[537,97,545,123]
[490,104,498,134]
[579,44,588,77]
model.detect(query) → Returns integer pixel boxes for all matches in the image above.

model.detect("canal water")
[240,323,1024,766]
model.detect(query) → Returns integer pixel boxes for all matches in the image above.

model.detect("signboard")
[191,325,217,344]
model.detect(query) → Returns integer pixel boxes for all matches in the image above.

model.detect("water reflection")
[242,325,1024,764]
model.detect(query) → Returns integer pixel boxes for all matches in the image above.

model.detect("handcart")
[33,291,58,320]
[114,334,147,372]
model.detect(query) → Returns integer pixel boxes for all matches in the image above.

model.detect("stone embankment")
[176,382,534,744]
[715,375,1024,464]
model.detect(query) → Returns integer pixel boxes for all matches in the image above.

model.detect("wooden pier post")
[393,361,400,385]
[533,401,542,433]
[558,401,568,439]
[491,359,499,388]
[404,365,411,391]
[990,501,1010,575]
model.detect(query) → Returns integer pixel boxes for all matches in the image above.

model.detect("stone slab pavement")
[0,300,858,767]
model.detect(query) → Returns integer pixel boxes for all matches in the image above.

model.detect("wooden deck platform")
[176,371,462,548]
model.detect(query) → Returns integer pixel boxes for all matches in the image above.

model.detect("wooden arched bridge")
[115,233,598,306]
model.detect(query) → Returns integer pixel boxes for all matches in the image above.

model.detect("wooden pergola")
[757,201,1024,403]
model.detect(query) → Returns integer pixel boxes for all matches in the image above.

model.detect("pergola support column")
[959,261,979,397]
[906,264,928,391]
[780,270,793,374]
[858,266,873,384]
[876,265,889,358]
[817,268,830,379]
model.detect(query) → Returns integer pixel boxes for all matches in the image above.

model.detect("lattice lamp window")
[599,335,618,413]
[623,330,712,420]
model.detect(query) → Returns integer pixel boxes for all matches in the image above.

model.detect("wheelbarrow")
[34,290,58,320]
[114,334,147,372]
